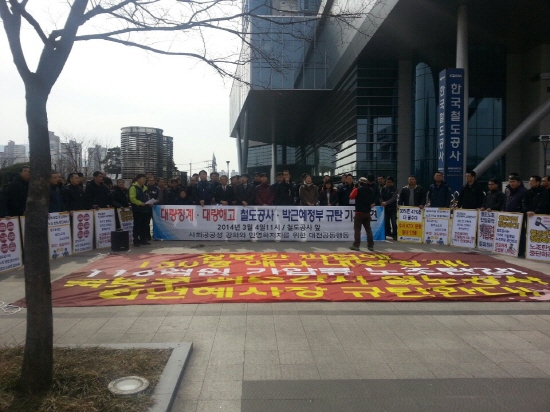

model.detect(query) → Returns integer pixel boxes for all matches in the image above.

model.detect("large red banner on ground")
[14,252,550,306]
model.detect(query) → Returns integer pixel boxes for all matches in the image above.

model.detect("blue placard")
[438,68,465,193]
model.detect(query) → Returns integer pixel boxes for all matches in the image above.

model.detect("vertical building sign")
[438,68,465,193]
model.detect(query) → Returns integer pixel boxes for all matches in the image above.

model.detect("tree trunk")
[20,78,54,393]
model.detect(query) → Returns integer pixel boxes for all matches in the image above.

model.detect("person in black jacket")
[349,177,375,251]
[481,178,505,211]
[380,176,398,240]
[366,175,380,205]
[337,174,355,206]
[175,188,193,205]
[111,179,130,208]
[165,179,181,205]
[5,165,30,216]
[84,171,112,209]
[234,174,255,206]
[398,175,426,208]
[63,172,87,211]
[274,170,296,205]
[427,172,452,207]
[193,170,214,206]
[214,175,235,205]
[49,171,66,213]
[457,170,485,209]
[504,175,527,212]
[522,175,550,216]
[319,181,338,206]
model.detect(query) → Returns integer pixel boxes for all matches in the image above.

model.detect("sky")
[0,2,240,177]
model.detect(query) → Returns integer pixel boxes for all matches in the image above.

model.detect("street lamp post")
[226,161,230,177]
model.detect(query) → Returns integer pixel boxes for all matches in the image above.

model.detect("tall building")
[49,131,61,168]
[58,140,82,177]
[230,0,550,190]
[87,145,108,173]
[0,140,27,167]
[120,126,175,179]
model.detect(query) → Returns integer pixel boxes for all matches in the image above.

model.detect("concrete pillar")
[242,109,249,173]
[270,118,277,183]
[236,129,243,174]
[397,60,413,187]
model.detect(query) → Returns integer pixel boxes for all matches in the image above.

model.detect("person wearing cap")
[337,173,355,206]
[234,173,255,206]
[255,173,274,205]
[349,177,375,251]
[299,174,318,206]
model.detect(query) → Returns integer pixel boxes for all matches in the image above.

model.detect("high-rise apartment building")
[120,126,175,179]
[0,140,28,167]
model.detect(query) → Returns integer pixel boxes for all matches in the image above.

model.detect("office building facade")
[230,0,550,189]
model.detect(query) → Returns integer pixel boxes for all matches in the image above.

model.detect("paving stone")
[280,364,321,380]
[199,380,242,400]
[317,363,359,379]
[498,362,550,378]
[196,400,241,412]
[204,364,243,381]
[245,349,280,364]
[244,364,282,380]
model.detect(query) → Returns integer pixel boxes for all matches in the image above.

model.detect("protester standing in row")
[380,176,397,240]
[349,177,375,252]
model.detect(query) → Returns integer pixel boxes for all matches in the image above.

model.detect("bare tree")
[0,0,369,392]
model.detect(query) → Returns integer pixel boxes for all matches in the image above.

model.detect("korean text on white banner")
[0,218,23,273]
[72,210,94,253]
[397,207,423,243]
[361,206,385,241]
[526,214,550,261]
[493,212,523,257]
[450,209,478,248]
[152,205,355,242]
[94,208,116,248]
[477,211,497,252]
[423,208,450,245]
[117,208,134,244]
[48,212,72,259]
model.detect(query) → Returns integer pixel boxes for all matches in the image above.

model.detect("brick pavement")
[1,241,550,412]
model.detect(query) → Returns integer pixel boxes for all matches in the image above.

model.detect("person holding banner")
[398,176,426,208]
[457,170,485,210]
[349,177,375,252]
[129,174,152,247]
[427,172,452,208]
[505,175,527,213]
[63,172,87,212]
[522,176,550,216]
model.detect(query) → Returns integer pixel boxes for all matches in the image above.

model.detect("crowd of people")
[2,165,549,254]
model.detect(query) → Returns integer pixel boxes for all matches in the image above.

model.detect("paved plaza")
[1,240,550,411]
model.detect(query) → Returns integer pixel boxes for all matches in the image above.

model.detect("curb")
[56,342,193,412]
